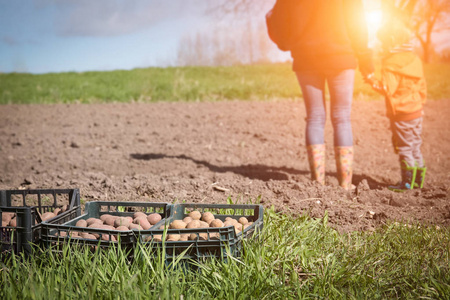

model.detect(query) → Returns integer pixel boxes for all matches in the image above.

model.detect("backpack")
[265,0,315,51]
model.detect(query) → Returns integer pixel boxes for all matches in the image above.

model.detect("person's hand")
[363,73,385,94]
[363,73,375,85]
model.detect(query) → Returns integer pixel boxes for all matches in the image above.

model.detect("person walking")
[266,0,373,189]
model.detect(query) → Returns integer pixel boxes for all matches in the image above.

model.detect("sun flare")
[366,9,383,32]
[365,9,383,47]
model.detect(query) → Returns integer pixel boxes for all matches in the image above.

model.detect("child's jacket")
[381,51,427,121]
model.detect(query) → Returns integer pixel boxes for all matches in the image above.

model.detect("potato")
[134,217,151,230]
[169,220,186,229]
[2,221,8,227]
[9,218,17,227]
[180,234,190,241]
[223,220,234,227]
[209,219,224,228]
[98,224,115,230]
[182,217,193,224]
[86,218,102,226]
[53,208,62,216]
[199,221,210,228]
[61,205,68,213]
[101,234,116,241]
[103,216,116,226]
[100,214,113,222]
[243,224,251,230]
[116,225,129,231]
[188,211,201,220]
[189,233,208,240]
[129,223,143,230]
[201,212,214,222]
[41,212,56,221]
[134,212,147,219]
[238,217,249,225]
[167,234,181,241]
[186,220,200,229]
[234,223,243,232]
[57,231,68,237]
[2,212,14,222]
[75,219,88,227]
[152,235,163,242]
[147,213,162,225]
[81,233,97,240]
[88,223,103,229]
[115,217,131,228]
[209,232,220,240]
[125,216,134,224]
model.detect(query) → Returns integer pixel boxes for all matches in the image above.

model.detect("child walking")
[366,18,427,192]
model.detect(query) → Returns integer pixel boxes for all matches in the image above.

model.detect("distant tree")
[216,0,450,63]
[411,0,450,63]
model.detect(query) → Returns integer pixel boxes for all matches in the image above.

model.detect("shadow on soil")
[352,174,388,189]
[130,153,310,182]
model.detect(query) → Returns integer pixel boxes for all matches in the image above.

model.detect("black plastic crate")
[139,203,264,262]
[0,207,33,254]
[41,201,171,250]
[0,188,81,255]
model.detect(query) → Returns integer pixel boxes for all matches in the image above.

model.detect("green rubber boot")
[414,166,427,189]
[388,161,417,192]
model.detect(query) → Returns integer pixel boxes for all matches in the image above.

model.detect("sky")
[0,0,447,74]
[0,0,216,73]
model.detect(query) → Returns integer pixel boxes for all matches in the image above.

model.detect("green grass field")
[1,63,449,104]
[1,64,449,298]
[1,207,449,299]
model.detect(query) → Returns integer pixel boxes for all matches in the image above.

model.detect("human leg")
[328,69,355,189]
[296,72,327,184]
[295,72,327,146]
[328,69,355,147]
[388,119,419,192]
[410,117,426,188]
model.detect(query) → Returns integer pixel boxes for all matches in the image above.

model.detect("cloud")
[43,0,207,37]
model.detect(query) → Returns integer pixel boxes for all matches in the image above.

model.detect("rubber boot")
[414,166,427,189]
[334,146,353,190]
[306,144,325,185]
[388,161,417,192]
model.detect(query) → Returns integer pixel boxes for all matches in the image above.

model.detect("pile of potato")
[57,212,162,241]
[1,205,69,227]
[147,210,253,242]
[1,212,17,227]
[40,205,69,222]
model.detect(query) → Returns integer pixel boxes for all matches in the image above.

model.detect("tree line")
[176,0,450,66]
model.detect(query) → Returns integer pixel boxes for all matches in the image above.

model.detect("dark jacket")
[290,0,372,75]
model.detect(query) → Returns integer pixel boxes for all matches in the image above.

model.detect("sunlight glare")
[365,9,383,48]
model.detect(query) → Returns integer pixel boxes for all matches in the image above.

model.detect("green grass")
[1,63,448,104]
[1,207,449,299]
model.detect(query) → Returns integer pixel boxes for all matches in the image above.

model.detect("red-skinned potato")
[75,219,88,227]
[147,213,162,225]
[41,212,56,221]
